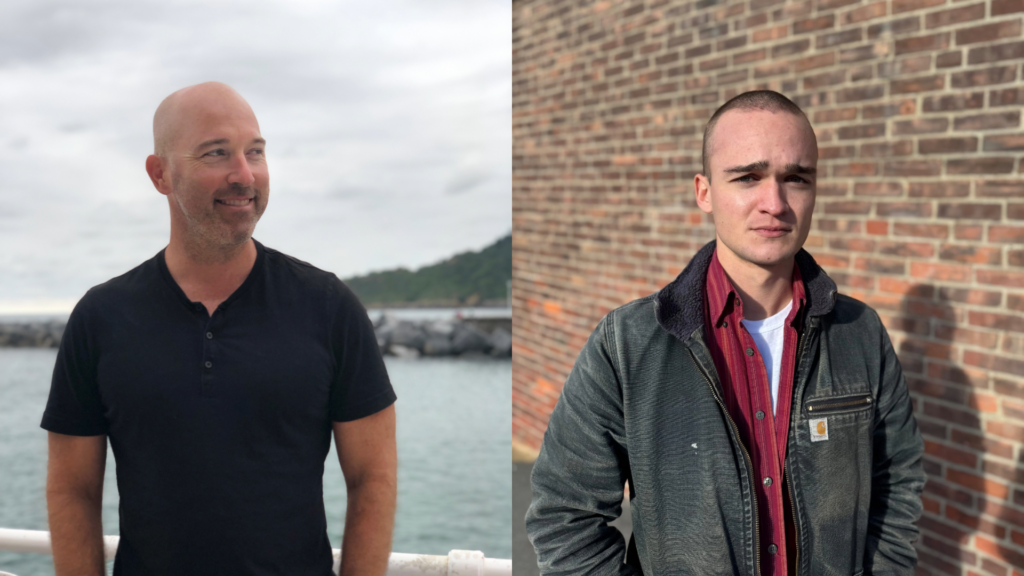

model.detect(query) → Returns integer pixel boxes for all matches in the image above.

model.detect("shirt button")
[763,477,773,487]
[756,411,765,420]
[204,361,212,368]
[722,321,728,328]
[768,544,778,554]
[206,332,213,339]
[746,347,754,356]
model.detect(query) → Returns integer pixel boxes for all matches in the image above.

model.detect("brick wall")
[512,0,1024,573]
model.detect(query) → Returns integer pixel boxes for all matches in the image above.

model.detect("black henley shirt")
[41,239,396,575]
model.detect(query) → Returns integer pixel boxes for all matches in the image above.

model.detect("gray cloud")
[0,0,510,311]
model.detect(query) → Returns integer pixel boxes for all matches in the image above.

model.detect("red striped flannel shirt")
[703,249,806,576]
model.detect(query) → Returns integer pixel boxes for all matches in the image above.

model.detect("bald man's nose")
[227,152,256,187]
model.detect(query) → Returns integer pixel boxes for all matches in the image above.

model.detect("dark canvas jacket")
[526,241,926,576]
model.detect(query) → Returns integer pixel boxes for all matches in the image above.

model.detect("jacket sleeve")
[863,320,926,575]
[525,316,641,576]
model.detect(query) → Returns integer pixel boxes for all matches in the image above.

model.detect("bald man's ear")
[146,155,172,196]
[694,173,713,215]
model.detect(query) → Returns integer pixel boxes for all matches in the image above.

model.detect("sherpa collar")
[654,240,837,344]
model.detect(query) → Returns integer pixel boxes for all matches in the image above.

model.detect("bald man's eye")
[248,148,264,157]
[203,149,226,157]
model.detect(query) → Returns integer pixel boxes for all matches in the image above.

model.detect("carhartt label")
[810,418,829,442]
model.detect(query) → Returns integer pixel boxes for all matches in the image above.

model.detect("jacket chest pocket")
[804,392,873,417]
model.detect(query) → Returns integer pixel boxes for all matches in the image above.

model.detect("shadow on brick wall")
[903,284,1020,575]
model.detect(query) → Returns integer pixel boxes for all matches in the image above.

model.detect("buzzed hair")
[701,90,810,181]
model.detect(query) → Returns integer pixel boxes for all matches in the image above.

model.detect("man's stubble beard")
[171,180,267,263]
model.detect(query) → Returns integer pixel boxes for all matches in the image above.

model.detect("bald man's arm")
[47,432,107,576]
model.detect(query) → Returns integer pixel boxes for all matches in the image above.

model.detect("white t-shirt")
[740,299,793,416]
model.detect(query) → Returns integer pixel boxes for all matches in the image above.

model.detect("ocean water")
[0,349,511,575]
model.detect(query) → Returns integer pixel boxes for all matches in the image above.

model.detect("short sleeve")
[40,296,108,436]
[327,279,396,422]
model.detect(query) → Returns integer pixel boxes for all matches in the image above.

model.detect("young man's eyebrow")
[722,160,816,175]
[723,160,769,174]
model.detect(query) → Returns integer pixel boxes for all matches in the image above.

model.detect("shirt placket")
[735,302,788,576]
[196,305,218,398]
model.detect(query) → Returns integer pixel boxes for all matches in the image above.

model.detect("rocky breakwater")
[374,315,511,359]
[0,321,66,348]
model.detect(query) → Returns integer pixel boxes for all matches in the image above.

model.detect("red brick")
[890,74,945,94]
[989,226,1024,243]
[977,269,1024,287]
[934,324,999,347]
[909,181,970,197]
[824,201,872,215]
[753,24,788,43]
[969,311,1024,333]
[935,51,961,68]
[895,32,949,55]
[793,15,834,34]
[884,160,942,176]
[937,203,1002,220]
[925,3,986,29]
[976,536,1024,569]
[910,262,970,281]
[993,0,1024,15]
[968,40,1024,65]
[984,134,1024,152]
[937,287,1002,306]
[946,469,1010,499]
[924,92,984,112]
[877,241,935,258]
[939,244,1002,264]
[893,117,949,134]
[955,20,1022,45]
[953,110,1020,131]
[877,202,932,217]
[866,220,889,235]
[957,224,981,240]
[841,2,887,25]
[920,137,978,154]
[861,140,913,157]
[895,223,949,239]
[947,158,1016,175]
[977,180,1024,197]
[893,0,944,13]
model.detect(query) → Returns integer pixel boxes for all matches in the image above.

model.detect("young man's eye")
[248,149,264,156]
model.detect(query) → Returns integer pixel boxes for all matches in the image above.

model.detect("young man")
[526,90,925,576]
[42,82,397,576]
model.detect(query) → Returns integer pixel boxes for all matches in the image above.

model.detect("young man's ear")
[694,173,713,215]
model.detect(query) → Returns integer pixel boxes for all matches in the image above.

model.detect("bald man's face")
[160,89,269,250]
[695,109,817,270]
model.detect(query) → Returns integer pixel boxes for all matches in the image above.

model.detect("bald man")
[42,82,397,576]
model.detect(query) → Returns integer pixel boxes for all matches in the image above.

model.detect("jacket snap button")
[768,544,777,554]
[763,477,772,487]
[204,361,212,369]
[745,348,754,356]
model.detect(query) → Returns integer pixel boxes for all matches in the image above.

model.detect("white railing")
[0,528,511,576]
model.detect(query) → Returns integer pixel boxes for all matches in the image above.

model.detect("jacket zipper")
[805,395,872,414]
[785,467,799,576]
[688,348,762,576]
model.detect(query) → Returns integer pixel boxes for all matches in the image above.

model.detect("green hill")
[344,234,511,306]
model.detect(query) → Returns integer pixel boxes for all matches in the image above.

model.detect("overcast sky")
[0,0,510,314]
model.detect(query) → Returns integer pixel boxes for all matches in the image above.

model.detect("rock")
[488,327,512,357]
[422,333,453,356]
[388,321,426,351]
[451,323,491,355]
[389,344,420,359]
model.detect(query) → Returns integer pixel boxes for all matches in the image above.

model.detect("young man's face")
[695,108,817,271]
